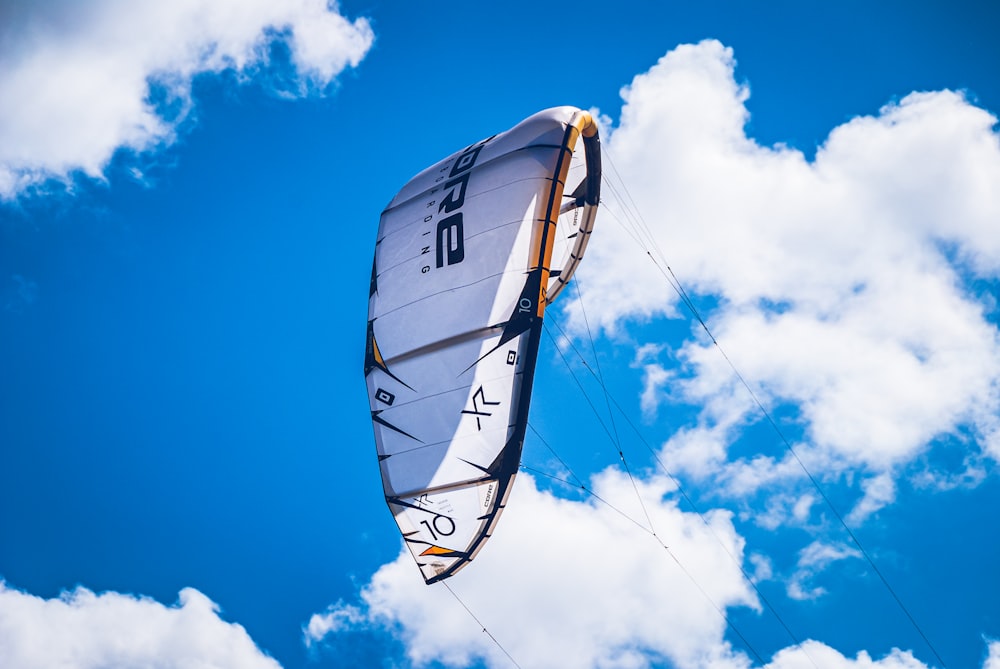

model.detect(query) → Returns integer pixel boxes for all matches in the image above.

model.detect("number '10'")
[419,514,456,540]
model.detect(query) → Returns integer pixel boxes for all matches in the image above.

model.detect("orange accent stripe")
[420,545,455,556]
[372,334,384,367]
[529,112,594,316]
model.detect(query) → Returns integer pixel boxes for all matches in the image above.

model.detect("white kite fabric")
[365,106,601,583]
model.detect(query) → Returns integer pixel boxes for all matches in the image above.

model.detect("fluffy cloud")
[569,40,1000,519]
[764,642,929,669]
[0,582,280,668]
[0,0,373,198]
[985,640,1000,669]
[308,471,757,669]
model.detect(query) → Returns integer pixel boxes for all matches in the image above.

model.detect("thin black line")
[441,582,522,669]
[521,433,769,666]
[572,276,658,538]
[536,318,774,666]
[541,317,819,668]
[601,146,948,669]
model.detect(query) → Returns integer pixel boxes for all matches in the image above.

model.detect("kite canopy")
[364,106,602,583]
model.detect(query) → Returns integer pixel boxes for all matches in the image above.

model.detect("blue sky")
[2,1,999,668]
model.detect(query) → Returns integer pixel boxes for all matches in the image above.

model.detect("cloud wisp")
[0,0,373,199]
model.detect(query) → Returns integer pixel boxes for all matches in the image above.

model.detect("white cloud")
[786,541,861,601]
[0,0,373,198]
[984,640,1000,669]
[309,471,757,669]
[747,490,819,532]
[568,39,1000,501]
[846,472,897,525]
[747,552,773,584]
[0,582,281,668]
[304,602,365,648]
[764,641,929,668]
[633,343,673,419]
